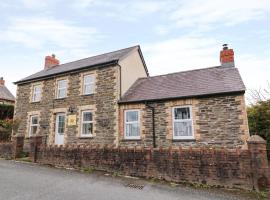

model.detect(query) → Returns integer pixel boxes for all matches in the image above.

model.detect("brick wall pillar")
[12,135,24,158]
[247,135,269,191]
[29,136,43,162]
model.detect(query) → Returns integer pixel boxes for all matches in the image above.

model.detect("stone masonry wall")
[119,93,249,148]
[14,65,119,149]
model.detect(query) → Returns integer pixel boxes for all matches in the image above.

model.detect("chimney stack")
[44,54,60,69]
[0,77,5,86]
[220,44,235,67]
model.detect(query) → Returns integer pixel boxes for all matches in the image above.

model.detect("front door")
[55,113,65,145]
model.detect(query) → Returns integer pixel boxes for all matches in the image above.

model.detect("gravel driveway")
[0,159,259,200]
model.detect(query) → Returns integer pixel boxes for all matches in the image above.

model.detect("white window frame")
[172,106,194,140]
[80,110,93,137]
[32,84,42,102]
[56,79,67,99]
[124,109,140,140]
[29,115,39,137]
[83,74,95,95]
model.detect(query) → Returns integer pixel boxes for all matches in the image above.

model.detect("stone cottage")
[14,44,249,149]
[0,77,15,105]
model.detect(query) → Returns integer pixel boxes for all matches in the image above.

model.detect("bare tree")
[247,81,270,105]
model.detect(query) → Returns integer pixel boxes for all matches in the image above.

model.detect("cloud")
[143,36,270,93]
[143,36,219,75]
[0,17,101,50]
[169,0,270,28]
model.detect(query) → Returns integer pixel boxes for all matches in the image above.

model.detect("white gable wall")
[119,50,147,96]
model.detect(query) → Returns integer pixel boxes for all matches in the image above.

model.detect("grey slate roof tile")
[15,45,140,84]
[120,66,245,103]
[0,85,15,101]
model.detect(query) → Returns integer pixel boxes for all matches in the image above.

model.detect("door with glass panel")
[55,113,65,145]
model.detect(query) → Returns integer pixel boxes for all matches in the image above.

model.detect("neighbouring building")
[14,44,249,149]
[0,77,15,105]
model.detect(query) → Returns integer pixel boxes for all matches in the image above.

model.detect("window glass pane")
[125,123,139,137]
[84,75,94,84]
[126,111,138,122]
[82,123,93,135]
[31,126,38,135]
[33,85,41,101]
[58,88,66,98]
[83,112,92,122]
[174,121,192,136]
[58,80,67,88]
[58,115,65,134]
[84,84,94,94]
[32,116,38,125]
[174,107,190,120]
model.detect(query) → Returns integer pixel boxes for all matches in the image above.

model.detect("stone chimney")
[220,44,235,67]
[44,54,60,69]
[0,77,5,86]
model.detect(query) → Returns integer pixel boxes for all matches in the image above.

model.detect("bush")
[247,100,270,148]
[0,118,21,142]
[0,104,14,120]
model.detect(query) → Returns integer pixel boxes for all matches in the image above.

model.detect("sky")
[0,0,270,98]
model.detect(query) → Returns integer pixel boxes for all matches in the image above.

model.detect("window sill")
[30,101,41,104]
[121,138,141,141]
[172,139,196,142]
[80,93,94,97]
[54,97,67,100]
[78,136,94,139]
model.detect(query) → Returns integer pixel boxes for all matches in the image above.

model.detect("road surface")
[0,159,257,200]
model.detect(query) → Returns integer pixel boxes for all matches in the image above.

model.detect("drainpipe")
[145,102,156,148]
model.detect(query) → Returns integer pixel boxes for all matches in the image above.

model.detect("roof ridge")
[45,45,139,72]
[142,65,234,80]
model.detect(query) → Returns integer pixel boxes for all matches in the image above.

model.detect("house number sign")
[68,115,77,126]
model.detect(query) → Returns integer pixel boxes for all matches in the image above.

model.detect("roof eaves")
[14,60,119,85]
[118,90,246,104]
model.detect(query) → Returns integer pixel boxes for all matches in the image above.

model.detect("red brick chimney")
[44,54,60,69]
[0,77,5,86]
[220,44,235,67]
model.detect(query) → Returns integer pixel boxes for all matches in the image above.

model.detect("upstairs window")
[83,74,95,95]
[81,110,93,137]
[124,110,140,139]
[29,115,39,136]
[173,106,194,140]
[57,79,67,99]
[32,84,42,102]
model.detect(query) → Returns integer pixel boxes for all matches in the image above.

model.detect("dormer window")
[57,79,67,99]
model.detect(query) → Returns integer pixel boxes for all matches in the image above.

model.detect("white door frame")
[55,113,65,145]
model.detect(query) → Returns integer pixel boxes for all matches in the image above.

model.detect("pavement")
[0,159,260,200]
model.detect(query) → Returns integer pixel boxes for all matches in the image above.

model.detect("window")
[29,115,39,136]
[32,84,42,102]
[57,79,67,99]
[173,106,194,139]
[83,74,95,95]
[124,110,140,139]
[81,110,93,137]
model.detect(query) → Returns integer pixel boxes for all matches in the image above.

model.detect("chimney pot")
[0,77,5,86]
[220,44,235,67]
[44,54,60,69]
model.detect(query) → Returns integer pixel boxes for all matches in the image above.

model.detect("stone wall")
[119,93,249,148]
[30,135,269,191]
[0,136,24,159]
[15,65,120,148]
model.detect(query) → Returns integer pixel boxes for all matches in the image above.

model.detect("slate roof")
[15,45,147,84]
[0,85,15,102]
[119,66,245,103]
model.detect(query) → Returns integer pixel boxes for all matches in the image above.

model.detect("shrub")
[0,104,14,120]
